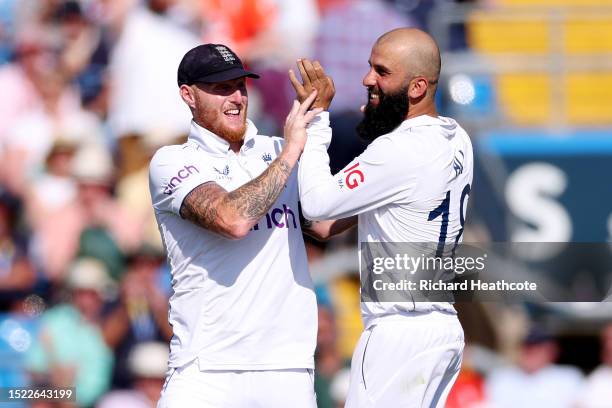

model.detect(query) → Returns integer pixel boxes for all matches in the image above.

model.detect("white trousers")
[346,312,464,408]
[157,359,317,408]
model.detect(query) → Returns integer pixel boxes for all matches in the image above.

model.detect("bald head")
[361,27,441,120]
[376,28,441,88]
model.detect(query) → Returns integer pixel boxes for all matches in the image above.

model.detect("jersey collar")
[397,115,458,138]
[188,119,258,155]
[399,114,455,129]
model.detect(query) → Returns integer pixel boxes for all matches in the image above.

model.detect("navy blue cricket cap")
[177,44,260,86]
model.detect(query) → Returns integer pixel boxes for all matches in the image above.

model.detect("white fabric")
[271,0,319,65]
[345,312,464,408]
[30,174,77,210]
[149,119,316,370]
[5,107,102,174]
[299,112,474,324]
[97,390,151,408]
[486,364,584,408]
[299,112,472,407]
[109,7,198,138]
[576,365,612,408]
[157,359,316,408]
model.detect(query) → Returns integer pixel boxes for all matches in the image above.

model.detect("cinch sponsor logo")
[163,165,200,195]
[251,204,297,231]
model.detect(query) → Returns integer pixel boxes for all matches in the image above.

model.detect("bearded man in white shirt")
[150,43,355,408]
[292,28,474,407]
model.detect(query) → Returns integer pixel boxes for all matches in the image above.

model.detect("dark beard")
[356,86,409,142]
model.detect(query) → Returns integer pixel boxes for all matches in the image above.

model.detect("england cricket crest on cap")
[215,46,237,63]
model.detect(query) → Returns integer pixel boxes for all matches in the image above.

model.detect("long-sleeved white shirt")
[299,113,474,327]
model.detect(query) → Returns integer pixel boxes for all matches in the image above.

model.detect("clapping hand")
[289,59,335,111]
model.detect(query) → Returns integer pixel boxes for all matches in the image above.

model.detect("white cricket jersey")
[149,120,316,370]
[299,113,473,328]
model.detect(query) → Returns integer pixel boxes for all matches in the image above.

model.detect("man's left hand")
[289,59,335,110]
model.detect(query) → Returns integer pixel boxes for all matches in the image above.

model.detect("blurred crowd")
[0,0,610,408]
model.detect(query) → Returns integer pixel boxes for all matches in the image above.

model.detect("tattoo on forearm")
[180,182,224,230]
[227,157,291,220]
[179,157,293,233]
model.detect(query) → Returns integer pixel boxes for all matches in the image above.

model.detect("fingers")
[297,59,311,88]
[301,59,318,85]
[288,69,305,96]
[313,60,326,82]
[285,100,300,125]
[303,107,324,123]
[327,75,335,93]
[298,90,318,116]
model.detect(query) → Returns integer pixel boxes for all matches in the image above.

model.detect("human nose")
[228,88,244,104]
[363,68,376,87]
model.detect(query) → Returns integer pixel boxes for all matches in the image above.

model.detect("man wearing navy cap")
[150,44,354,407]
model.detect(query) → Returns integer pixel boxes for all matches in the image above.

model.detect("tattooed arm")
[180,157,293,239]
[179,91,321,240]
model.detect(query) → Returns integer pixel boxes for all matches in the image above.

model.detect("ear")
[179,84,196,109]
[408,77,429,99]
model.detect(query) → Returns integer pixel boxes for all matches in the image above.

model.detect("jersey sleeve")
[149,146,216,215]
[298,113,418,220]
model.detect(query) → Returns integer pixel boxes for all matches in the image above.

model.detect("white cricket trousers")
[157,359,317,408]
[345,311,464,408]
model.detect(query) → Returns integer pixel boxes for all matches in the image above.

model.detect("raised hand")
[284,90,323,151]
[289,59,335,110]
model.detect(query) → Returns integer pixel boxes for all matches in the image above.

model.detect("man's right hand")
[289,59,335,110]
[284,90,323,154]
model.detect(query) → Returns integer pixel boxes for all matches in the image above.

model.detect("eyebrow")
[372,63,391,74]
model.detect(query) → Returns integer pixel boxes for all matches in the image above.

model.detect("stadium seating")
[466,4,612,125]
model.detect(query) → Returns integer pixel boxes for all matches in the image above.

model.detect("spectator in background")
[25,258,115,407]
[201,0,318,66]
[107,0,199,172]
[0,192,39,402]
[115,130,178,251]
[486,328,584,408]
[1,65,103,198]
[55,1,104,82]
[73,142,140,279]
[97,342,169,408]
[0,0,18,63]
[0,293,42,408]
[201,0,278,60]
[313,0,415,172]
[202,0,320,136]
[54,0,114,123]
[25,137,79,276]
[576,323,612,407]
[315,0,415,112]
[0,25,60,142]
[314,304,350,408]
[103,245,171,388]
[34,142,140,282]
[0,192,35,295]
